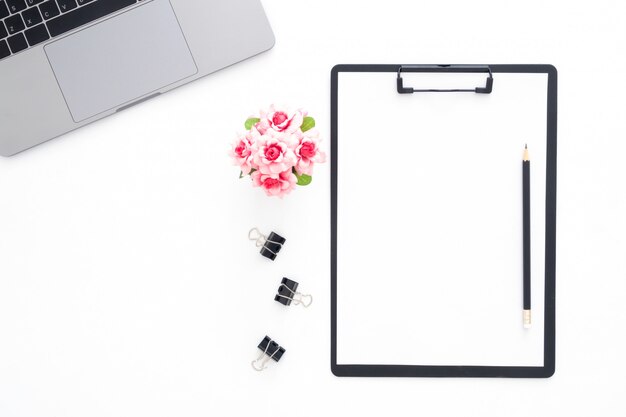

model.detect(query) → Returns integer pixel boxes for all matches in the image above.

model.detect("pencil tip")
[525,143,528,149]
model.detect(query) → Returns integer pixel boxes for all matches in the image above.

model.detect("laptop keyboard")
[0,0,138,61]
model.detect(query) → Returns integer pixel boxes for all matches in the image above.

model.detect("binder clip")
[248,228,286,261]
[275,278,313,308]
[251,336,285,372]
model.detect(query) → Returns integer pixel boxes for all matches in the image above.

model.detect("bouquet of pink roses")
[229,105,326,198]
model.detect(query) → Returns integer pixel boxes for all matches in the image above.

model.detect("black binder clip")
[275,278,313,308]
[251,336,285,371]
[248,228,286,261]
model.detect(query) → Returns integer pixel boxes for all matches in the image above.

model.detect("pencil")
[523,144,531,329]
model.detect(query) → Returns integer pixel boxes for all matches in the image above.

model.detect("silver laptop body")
[0,0,274,156]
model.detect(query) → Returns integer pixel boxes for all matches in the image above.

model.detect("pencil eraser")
[523,310,531,329]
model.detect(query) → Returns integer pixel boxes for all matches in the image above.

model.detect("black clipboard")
[330,64,557,378]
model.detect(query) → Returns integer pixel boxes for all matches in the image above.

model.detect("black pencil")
[523,144,531,328]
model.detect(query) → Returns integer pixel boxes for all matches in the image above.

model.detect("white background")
[0,0,625,416]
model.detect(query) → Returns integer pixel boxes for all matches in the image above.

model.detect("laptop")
[0,0,274,156]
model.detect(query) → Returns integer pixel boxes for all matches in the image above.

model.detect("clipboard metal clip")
[397,65,494,94]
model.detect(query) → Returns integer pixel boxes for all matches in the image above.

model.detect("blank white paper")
[336,71,547,366]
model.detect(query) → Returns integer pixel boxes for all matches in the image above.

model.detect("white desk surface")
[1,1,625,416]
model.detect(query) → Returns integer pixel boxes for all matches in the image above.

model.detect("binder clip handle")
[251,352,272,372]
[249,228,267,248]
[292,292,313,308]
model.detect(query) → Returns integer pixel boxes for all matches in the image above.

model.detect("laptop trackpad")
[45,0,197,123]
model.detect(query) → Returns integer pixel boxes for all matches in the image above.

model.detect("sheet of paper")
[336,72,547,366]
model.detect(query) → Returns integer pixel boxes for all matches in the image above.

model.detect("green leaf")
[296,173,312,186]
[300,117,315,132]
[239,168,256,179]
[244,117,260,130]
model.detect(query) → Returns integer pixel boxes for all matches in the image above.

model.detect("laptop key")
[0,38,10,58]
[0,21,7,38]
[25,0,44,6]
[5,13,24,34]
[24,22,48,45]
[55,0,76,13]
[6,0,26,14]
[22,5,43,26]
[7,31,27,52]
[39,1,59,19]
[76,0,93,5]
[47,0,135,37]
[0,1,10,19]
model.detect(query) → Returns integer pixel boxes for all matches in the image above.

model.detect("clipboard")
[330,64,557,378]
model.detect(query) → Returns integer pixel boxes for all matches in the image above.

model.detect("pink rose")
[257,105,304,134]
[252,170,297,198]
[251,130,298,175]
[229,132,255,174]
[294,129,326,175]
[254,119,271,135]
